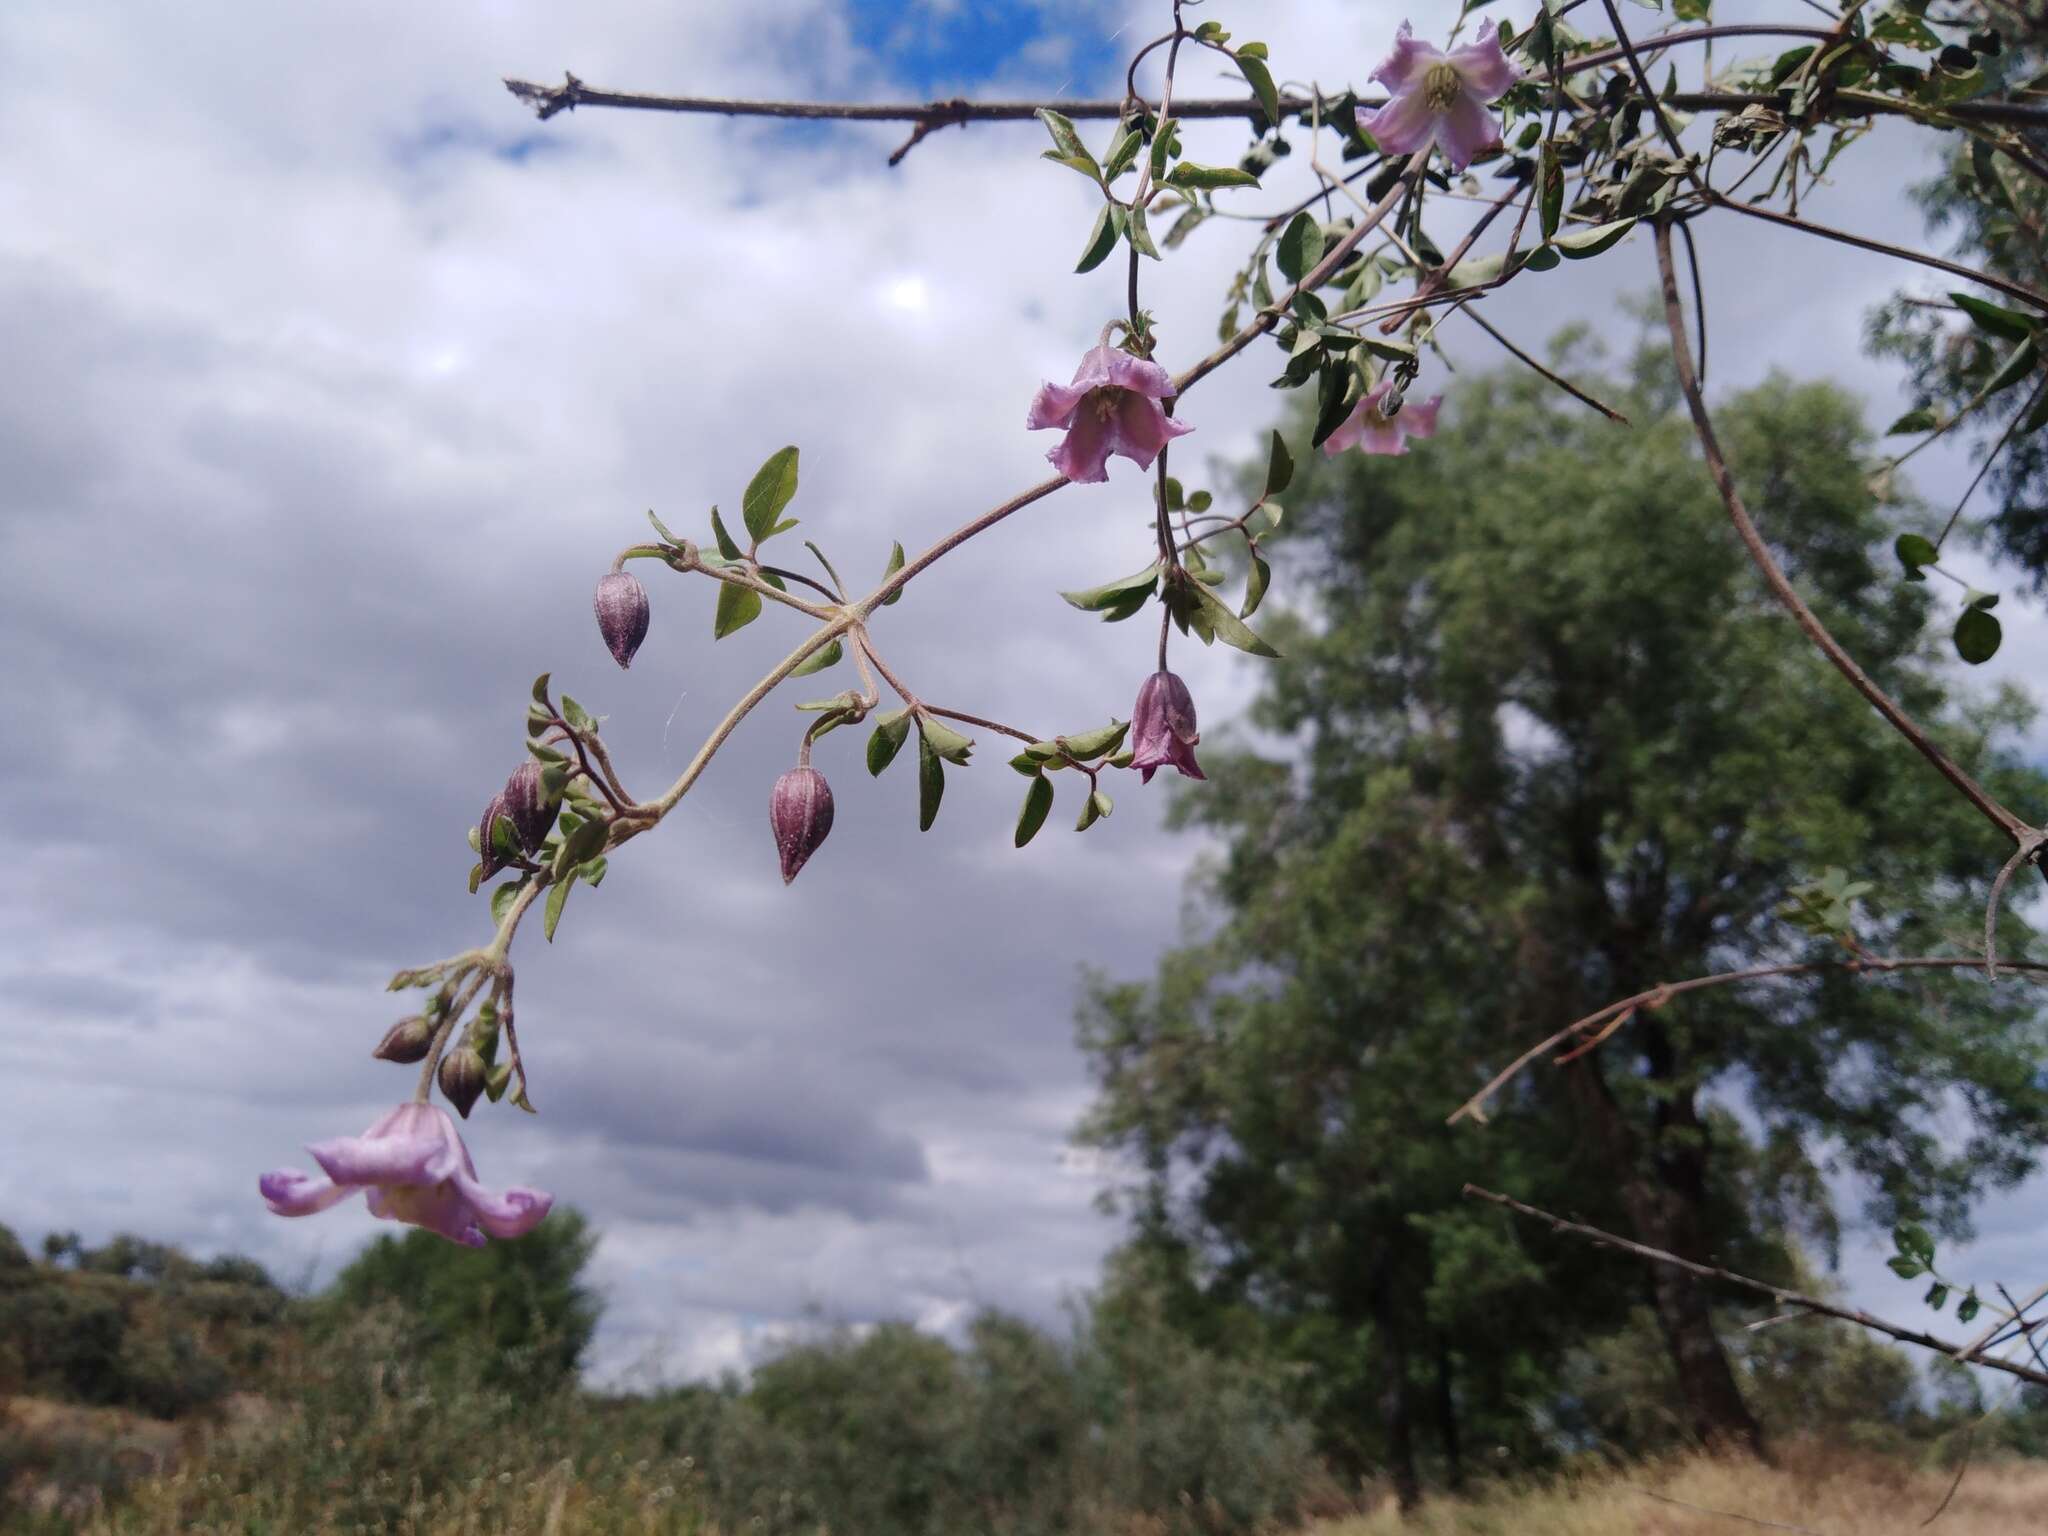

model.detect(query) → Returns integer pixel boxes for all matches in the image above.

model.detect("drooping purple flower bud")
[1358,21,1520,173]
[1130,671,1205,785]
[594,571,651,669]
[770,766,835,885]
[477,792,514,879]
[501,761,557,854]
[438,1046,488,1119]
[372,1017,435,1064]
[1026,345,1194,484]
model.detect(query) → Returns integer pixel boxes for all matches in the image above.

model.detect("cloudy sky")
[4,0,2043,1385]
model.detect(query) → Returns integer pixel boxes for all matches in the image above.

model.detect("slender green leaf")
[867,708,912,776]
[789,639,843,678]
[543,876,573,941]
[713,580,762,639]
[741,447,800,544]
[1265,430,1294,496]
[918,730,945,830]
[1236,53,1282,127]
[1015,775,1054,848]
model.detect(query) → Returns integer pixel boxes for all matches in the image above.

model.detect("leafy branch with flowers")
[263,0,2048,1410]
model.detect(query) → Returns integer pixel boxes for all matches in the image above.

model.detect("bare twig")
[1653,220,2035,841]
[1463,1185,2048,1391]
[1451,955,2048,1125]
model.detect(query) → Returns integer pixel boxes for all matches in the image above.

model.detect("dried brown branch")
[1653,219,2037,840]
[1463,1185,2048,1392]
[1450,955,2048,1126]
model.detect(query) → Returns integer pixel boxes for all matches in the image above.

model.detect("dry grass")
[1314,1442,2048,1536]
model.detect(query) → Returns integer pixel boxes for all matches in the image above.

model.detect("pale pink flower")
[1322,380,1442,457]
[1358,21,1519,172]
[1027,345,1193,484]
[260,1103,551,1248]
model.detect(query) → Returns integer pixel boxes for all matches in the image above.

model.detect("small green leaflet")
[789,639,843,677]
[1062,562,1162,611]
[1015,775,1054,847]
[1167,162,1260,192]
[1894,532,1937,578]
[1036,108,1100,181]
[867,708,912,776]
[1191,579,1281,657]
[1949,291,2034,343]
[714,579,761,639]
[1265,430,1294,496]
[880,540,906,605]
[920,716,974,764]
[1885,407,1938,435]
[544,876,573,941]
[1955,606,2002,664]
[1276,211,1325,285]
[918,730,945,830]
[1236,52,1281,127]
[741,446,800,544]
[1077,204,1126,273]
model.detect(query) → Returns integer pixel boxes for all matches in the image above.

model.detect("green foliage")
[0,1229,284,1419]
[325,1204,599,1392]
[67,1288,1329,1536]
[1078,345,2048,1485]
[1867,11,2048,583]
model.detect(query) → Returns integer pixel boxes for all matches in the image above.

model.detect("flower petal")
[1358,89,1440,158]
[1399,395,1443,439]
[1048,404,1115,483]
[453,1174,555,1240]
[1369,22,1437,93]
[1435,92,1502,172]
[308,1104,461,1188]
[260,1169,353,1218]
[1448,33,1520,102]
[367,1181,486,1247]
[1026,379,1088,431]
[1067,346,1119,391]
[1099,348,1178,400]
[1109,391,1187,471]
[1321,404,1366,457]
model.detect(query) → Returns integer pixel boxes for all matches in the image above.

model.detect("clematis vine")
[1323,380,1442,458]
[1130,670,1204,784]
[260,1102,552,1248]
[1358,20,1518,173]
[1027,343,1192,484]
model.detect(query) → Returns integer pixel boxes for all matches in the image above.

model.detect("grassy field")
[12,1400,2042,1536]
[1320,1444,2048,1536]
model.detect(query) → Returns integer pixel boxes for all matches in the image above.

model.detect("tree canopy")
[1079,341,2048,1500]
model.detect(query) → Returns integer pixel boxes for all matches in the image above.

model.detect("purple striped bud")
[1130,671,1205,784]
[594,571,650,669]
[438,1046,488,1119]
[770,767,834,885]
[477,792,514,879]
[501,761,556,854]
[372,1016,435,1064]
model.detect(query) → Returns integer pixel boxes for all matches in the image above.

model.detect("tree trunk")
[1369,1262,1423,1511]
[1434,1333,1464,1493]
[1564,1059,1767,1458]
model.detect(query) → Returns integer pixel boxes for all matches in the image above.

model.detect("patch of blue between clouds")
[845,0,1124,98]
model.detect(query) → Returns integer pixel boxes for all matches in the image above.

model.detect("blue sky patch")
[846,0,1123,98]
